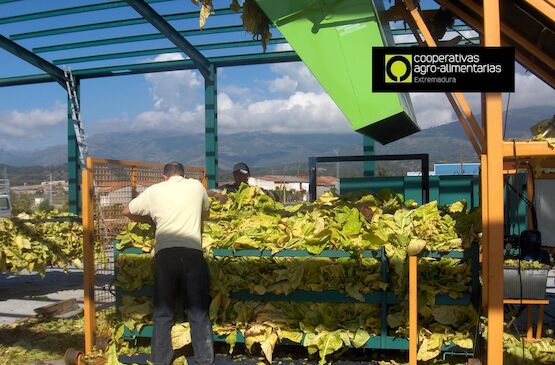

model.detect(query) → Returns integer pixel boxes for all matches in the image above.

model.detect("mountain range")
[0,106,552,176]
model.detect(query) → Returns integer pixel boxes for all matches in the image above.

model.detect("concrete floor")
[0,268,85,324]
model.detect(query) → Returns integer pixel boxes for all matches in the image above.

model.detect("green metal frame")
[363,136,376,177]
[0,0,173,24]
[0,1,473,211]
[115,244,479,355]
[9,8,238,40]
[0,34,67,88]
[123,0,210,78]
[67,78,81,214]
[205,64,218,189]
[51,38,288,65]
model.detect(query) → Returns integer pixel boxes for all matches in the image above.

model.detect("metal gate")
[81,157,205,353]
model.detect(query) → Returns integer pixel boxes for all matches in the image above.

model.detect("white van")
[0,179,11,217]
[0,194,11,217]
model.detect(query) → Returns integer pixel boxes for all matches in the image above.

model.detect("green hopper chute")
[256,0,419,144]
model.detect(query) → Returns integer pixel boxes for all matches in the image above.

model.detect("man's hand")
[208,190,228,203]
[122,205,155,226]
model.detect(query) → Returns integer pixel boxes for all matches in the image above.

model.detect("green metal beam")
[10,8,238,40]
[33,25,245,53]
[1,34,478,88]
[124,0,210,78]
[53,38,288,65]
[389,24,472,36]
[0,51,300,87]
[0,0,172,25]
[0,34,66,88]
[363,136,375,177]
[205,64,218,189]
[32,23,472,55]
[67,78,81,215]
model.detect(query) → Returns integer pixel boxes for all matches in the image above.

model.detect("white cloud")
[218,90,351,134]
[507,72,554,109]
[144,53,202,112]
[89,114,131,134]
[269,62,323,93]
[270,43,293,52]
[134,53,553,136]
[268,75,298,94]
[0,103,65,139]
[220,85,251,98]
[409,93,455,129]
[133,107,204,133]
[134,58,352,134]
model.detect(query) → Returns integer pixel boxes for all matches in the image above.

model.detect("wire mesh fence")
[89,158,205,309]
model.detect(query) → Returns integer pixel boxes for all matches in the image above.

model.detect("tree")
[9,192,34,215]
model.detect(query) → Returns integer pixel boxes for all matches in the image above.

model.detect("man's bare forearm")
[122,206,155,225]
[128,213,155,225]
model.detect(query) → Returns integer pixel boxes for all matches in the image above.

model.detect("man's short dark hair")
[163,162,185,177]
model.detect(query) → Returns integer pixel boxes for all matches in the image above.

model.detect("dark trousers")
[151,247,214,365]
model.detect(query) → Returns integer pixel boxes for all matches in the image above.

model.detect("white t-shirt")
[128,176,210,253]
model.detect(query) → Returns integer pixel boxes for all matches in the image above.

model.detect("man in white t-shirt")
[123,162,213,365]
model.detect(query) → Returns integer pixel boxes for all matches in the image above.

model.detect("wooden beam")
[480,154,489,309]
[409,255,418,365]
[82,157,96,354]
[514,49,555,88]
[438,0,555,88]
[520,0,554,25]
[446,93,482,155]
[503,158,555,170]
[503,140,555,158]
[484,0,505,363]
[453,92,486,148]
[458,0,555,84]
[405,0,485,152]
[526,164,535,230]
[406,0,438,46]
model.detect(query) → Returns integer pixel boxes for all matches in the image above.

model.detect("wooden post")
[526,165,535,230]
[82,157,96,354]
[484,0,505,363]
[536,305,544,339]
[481,154,489,309]
[526,305,534,341]
[409,255,418,365]
[131,166,138,199]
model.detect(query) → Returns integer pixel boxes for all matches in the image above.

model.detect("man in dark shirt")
[221,162,250,193]
[208,162,250,202]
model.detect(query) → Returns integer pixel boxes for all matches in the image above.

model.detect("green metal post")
[205,64,217,189]
[67,78,81,214]
[363,136,375,176]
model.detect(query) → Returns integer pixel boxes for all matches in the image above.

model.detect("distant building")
[434,163,480,175]
[248,175,339,200]
[11,180,68,194]
[96,181,148,207]
[407,163,480,176]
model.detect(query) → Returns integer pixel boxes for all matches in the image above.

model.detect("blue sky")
[0,0,553,151]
